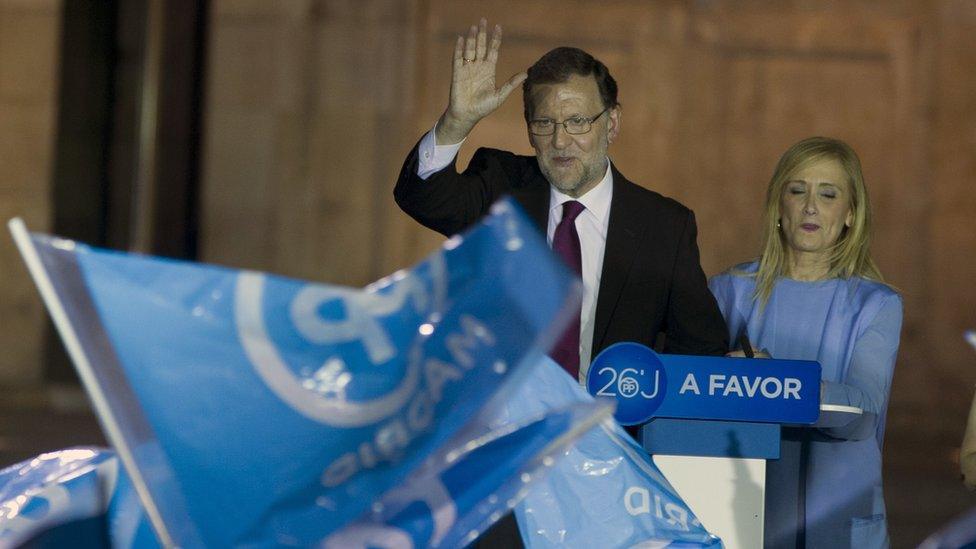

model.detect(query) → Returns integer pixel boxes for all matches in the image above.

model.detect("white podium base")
[652,455,765,549]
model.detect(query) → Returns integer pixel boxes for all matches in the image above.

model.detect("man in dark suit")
[395,19,728,368]
[394,19,728,547]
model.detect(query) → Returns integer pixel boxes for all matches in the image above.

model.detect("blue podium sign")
[585,343,820,426]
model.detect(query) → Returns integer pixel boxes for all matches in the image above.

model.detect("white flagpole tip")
[8,216,26,234]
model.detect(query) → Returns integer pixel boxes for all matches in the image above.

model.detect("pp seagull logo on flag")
[7,198,612,547]
[234,253,447,428]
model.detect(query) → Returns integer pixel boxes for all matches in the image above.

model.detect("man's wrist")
[435,111,475,146]
[417,125,464,180]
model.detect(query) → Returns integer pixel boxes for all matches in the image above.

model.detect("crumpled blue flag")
[0,386,609,549]
[324,394,612,548]
[325,358,613,548]
[9,198,585,547]
[0,448,116,548]
[0,448,159,549]
[511,359,722,548]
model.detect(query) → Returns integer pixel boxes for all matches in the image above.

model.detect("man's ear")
[607,107,620,143]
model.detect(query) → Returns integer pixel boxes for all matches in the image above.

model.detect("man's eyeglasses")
[528,107,610,136]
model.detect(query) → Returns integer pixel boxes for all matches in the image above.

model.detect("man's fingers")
[476,18,488,60]
[487,24,502,64]
[453,35,464,69]
[497,71,527,102]
[464,25,477,62]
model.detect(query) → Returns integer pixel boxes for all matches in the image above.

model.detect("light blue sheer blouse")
[709,261,902,549]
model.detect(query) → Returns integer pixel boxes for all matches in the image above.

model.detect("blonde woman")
[709,137,903,548]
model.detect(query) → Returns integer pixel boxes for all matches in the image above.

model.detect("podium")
[586,342,861,549]
[640,408,862,548]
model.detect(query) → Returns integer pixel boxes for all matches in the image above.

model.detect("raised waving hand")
[436,19,527,145]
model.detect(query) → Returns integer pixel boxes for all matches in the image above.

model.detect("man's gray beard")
[541,161,603,197]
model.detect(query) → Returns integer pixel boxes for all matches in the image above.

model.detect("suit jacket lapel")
[509,160,646,354]
[592,167,647,352]
[508,162,550,233]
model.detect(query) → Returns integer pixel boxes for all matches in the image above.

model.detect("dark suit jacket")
[394,144,729,358]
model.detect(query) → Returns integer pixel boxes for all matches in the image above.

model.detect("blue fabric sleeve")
[707,273,735,352]
[707,272,747,353]
[819,294,903,441]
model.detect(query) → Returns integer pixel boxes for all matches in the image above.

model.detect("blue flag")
[0,396,613,549]
[324,396,612,548]
[512,358,722,548]
[0,447,160,548]
[9,198,585,547]
[0,448,116,548]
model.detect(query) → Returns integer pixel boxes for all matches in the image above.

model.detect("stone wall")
[0,0,60,385]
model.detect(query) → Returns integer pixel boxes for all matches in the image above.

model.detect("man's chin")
[541,170,582,193]
[549,179,585,195]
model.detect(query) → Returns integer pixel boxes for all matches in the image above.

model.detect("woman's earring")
[777,220,782,229]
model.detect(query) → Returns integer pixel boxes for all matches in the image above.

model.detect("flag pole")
[8,218,177,549]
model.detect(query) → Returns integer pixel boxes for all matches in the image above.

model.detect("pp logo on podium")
[585,342,667,425]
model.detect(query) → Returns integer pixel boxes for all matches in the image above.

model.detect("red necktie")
[550,200,585,378]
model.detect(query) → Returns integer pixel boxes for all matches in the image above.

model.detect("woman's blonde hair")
[752,136,884,305]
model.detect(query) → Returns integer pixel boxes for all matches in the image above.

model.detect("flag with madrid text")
[9,198,594,547]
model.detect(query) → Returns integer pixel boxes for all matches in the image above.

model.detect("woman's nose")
[803,197,817,215]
